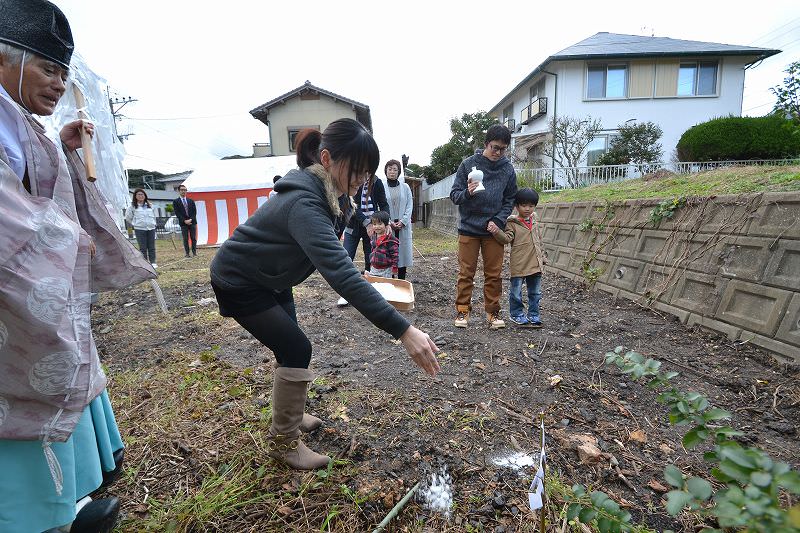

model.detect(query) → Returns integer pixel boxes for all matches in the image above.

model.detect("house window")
[586,136,608,166]
[587,64,627,99]
[529,80,545,101]
[287,125,319,152]
[502,104,513,123]
[677,61,718,96]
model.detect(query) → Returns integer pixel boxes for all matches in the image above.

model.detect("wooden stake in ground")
[71,84,96,182]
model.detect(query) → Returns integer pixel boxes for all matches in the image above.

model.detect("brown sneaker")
[487,312,506,330]
[454,311,469,328]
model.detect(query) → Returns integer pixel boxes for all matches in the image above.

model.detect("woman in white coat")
[384,159,414,279]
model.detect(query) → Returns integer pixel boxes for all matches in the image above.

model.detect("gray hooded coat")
[210,164,410,339]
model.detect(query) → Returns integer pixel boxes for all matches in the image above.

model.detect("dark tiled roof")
[250,81,373,132]
[490,32,781,114]
[552,32,781,60]
[158,170,193,183]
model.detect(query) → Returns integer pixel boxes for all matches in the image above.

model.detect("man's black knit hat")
[0,0,74,68]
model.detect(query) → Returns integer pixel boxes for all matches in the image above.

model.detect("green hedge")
[676,114,800,161]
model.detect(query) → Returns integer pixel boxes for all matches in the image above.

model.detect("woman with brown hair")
[210,119,440,471]
[125,187,158,268]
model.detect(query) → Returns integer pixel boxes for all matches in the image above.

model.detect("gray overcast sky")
[56,0,800,175]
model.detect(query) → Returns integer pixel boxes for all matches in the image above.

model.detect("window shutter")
[629,60,654,98]
[655,60,679,97]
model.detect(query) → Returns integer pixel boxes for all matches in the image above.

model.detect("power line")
[755,27,800,48]
[747,16,800,45]
[124,111,250,121]
[125,153,193,170]
[130,119,244,159]
[743,101,776,113]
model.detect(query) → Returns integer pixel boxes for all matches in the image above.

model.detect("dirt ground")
[93,232,800,532]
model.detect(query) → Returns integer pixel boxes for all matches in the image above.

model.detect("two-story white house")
[490,32,781,167]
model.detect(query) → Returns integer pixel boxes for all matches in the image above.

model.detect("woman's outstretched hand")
[399,325,440,376]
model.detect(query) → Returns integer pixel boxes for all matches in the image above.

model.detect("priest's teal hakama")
[0,392,123,532]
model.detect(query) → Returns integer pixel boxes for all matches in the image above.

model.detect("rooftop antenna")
[640,26,655,37]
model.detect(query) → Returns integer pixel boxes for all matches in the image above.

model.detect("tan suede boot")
[273,362,322,433]
[268,367,331,470]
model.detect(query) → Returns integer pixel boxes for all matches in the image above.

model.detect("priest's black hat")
[0,0,74,68]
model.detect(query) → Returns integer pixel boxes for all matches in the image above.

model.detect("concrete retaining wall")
[425,193,800,362]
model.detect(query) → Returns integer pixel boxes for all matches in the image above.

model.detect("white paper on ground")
[528,465,545,510]
[528,417,547,511]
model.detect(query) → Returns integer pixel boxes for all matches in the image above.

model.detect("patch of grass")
[154,268,210,289]
[108,352,380,531]
[413,228,458,255]
[448,408,494,431]
[540,165,800,204]
[133,456,275,531]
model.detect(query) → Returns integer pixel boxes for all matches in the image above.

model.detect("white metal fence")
[518,158,800,192]
[422,158,800,201]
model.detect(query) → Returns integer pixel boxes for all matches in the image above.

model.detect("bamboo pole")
[71,85,96,182]
[539,411,546,533]
[372,481,420,533]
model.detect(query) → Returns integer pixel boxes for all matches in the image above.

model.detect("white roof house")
[489,32,781,166]
[177,156,299,246]
[181,156,297,193]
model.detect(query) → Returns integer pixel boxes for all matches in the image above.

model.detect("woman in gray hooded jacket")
[210,119,440,470]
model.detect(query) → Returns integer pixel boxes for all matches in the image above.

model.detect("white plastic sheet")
[41,52,129,228]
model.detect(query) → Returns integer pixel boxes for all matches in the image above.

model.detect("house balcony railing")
[503,118,516,131]
[520,97,547,125]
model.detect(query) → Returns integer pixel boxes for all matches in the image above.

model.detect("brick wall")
[426,193,800,362]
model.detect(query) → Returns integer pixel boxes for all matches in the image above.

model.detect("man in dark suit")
[173,184,198,257]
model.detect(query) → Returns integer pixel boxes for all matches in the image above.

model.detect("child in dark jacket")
[369,211,399,278]
[490,188,547,327]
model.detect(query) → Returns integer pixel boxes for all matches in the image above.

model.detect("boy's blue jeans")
[509,273,542,321]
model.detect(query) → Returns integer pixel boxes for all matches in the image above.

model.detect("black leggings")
[233,298,312,369]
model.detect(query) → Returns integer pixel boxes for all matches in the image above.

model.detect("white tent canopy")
[182,155,298,193]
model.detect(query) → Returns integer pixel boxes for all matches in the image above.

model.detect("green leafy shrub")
[676,114,800,161]
[565,347,800,533]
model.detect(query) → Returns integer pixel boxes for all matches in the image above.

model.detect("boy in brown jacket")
[489,188,547,327]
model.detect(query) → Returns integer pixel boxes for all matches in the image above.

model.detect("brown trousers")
[456,235,504,314]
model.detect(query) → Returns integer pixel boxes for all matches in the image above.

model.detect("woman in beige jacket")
[489,188,547,327]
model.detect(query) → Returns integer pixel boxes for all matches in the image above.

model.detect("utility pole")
[107,86,137,143]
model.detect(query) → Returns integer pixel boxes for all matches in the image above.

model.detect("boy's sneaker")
[527,316,543,328]
[454,311,469,328]
[509,314,529,326]
[487,312,506,330]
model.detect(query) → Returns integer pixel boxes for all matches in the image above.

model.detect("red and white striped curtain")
[188,188,272,246]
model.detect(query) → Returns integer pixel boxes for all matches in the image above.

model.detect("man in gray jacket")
[449,124,518,329]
